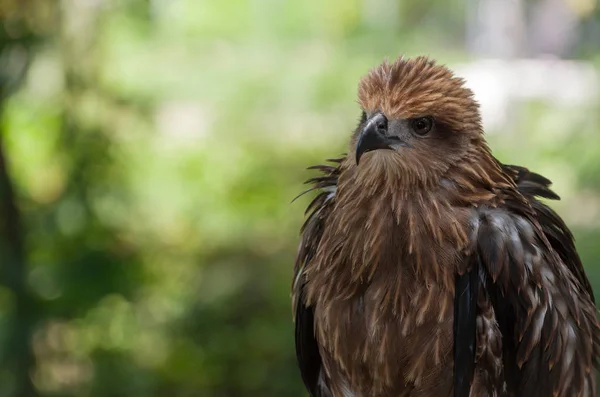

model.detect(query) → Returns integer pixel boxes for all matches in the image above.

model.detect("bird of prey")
[292,56,600,397]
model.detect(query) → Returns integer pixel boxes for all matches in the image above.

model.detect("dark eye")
[411,117,434,135]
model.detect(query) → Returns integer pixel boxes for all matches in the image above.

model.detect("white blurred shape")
[155,101,213,143]
[454,59,599,132]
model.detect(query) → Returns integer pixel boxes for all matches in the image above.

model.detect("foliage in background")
[0,1,599,396]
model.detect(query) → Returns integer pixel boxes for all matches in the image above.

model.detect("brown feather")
[292,56,600,397]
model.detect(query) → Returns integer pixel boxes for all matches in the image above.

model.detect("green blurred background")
[0,0,600,396]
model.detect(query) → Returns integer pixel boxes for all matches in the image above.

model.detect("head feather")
[357,56,482,135]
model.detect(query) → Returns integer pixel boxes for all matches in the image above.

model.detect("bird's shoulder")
[470,163,600,396]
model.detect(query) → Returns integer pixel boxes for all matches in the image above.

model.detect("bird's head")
[349,56,485,189]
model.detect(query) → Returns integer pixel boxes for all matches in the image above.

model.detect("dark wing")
[504,164,595,302]
[453,258,479,397]
[295,287,322,397]
[502,164,560,201]
[292,158,342,397]
[470,181,600,396]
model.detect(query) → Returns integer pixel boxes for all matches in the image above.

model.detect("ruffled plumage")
[292,56,600,397]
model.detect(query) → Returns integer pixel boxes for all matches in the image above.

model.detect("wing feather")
[504,164,595,302]
[470,169,600,396]
[293,158,342,397]
[453,257,479,397]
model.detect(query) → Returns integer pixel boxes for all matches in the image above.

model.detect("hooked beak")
[355,113,408,165]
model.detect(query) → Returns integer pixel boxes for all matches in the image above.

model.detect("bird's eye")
[411,117,434,135]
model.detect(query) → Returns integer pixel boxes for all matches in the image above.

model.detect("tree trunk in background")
[0,119,37,397]
[0,18,38,396]
[465,0,527,58]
